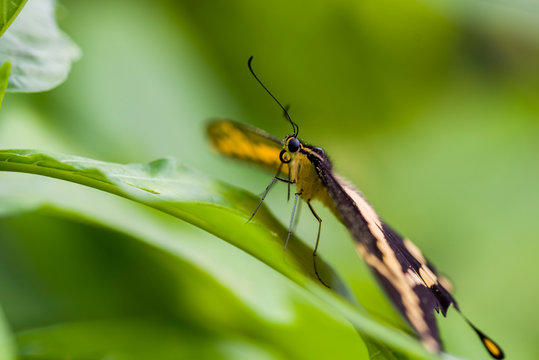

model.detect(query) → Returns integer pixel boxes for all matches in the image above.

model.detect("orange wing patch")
[207,120,288,175]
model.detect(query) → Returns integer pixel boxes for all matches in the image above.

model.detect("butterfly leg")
[287,165,292,201]
[307,201,330,288]
[292,198,302,233]
[248,164,296,222]
[284,191,302,250]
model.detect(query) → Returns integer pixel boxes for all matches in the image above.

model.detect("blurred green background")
[1,0,538,359]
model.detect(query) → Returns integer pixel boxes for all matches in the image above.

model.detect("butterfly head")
[287,136,301,153]
[279,135,302,164]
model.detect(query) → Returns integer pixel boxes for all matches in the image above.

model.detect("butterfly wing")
[207,120,288,175]
[207,122,503,358]
[316,170,457,352]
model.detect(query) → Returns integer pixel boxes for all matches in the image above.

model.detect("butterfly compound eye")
[288,137,300,153]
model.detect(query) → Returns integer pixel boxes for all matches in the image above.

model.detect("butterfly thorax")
[288,144,339,216]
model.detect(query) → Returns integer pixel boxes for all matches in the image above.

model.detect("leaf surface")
[0,149,441,359]
[0,0,27,37]
[0,0,80,92]
[0,305,15,360]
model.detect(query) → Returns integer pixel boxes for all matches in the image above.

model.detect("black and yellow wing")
[316,168,502,357]
[300,150,450,351]
[209,121,455,351]
[207,120,288,175]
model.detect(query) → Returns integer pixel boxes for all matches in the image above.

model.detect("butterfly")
[206,56,504,359]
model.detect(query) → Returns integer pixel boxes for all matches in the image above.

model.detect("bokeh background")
[1,0,538,359]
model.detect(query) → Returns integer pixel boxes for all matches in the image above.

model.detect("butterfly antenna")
[247,56,299,137]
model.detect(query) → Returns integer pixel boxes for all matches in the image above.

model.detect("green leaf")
[0,305,15,360]
[0,0,80,92]
[0,61,10,109]
[0,208,367,359]
[16,320,283,360]
[0,149,347,292]
[0,0,27,37]
[0,149,440,359]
